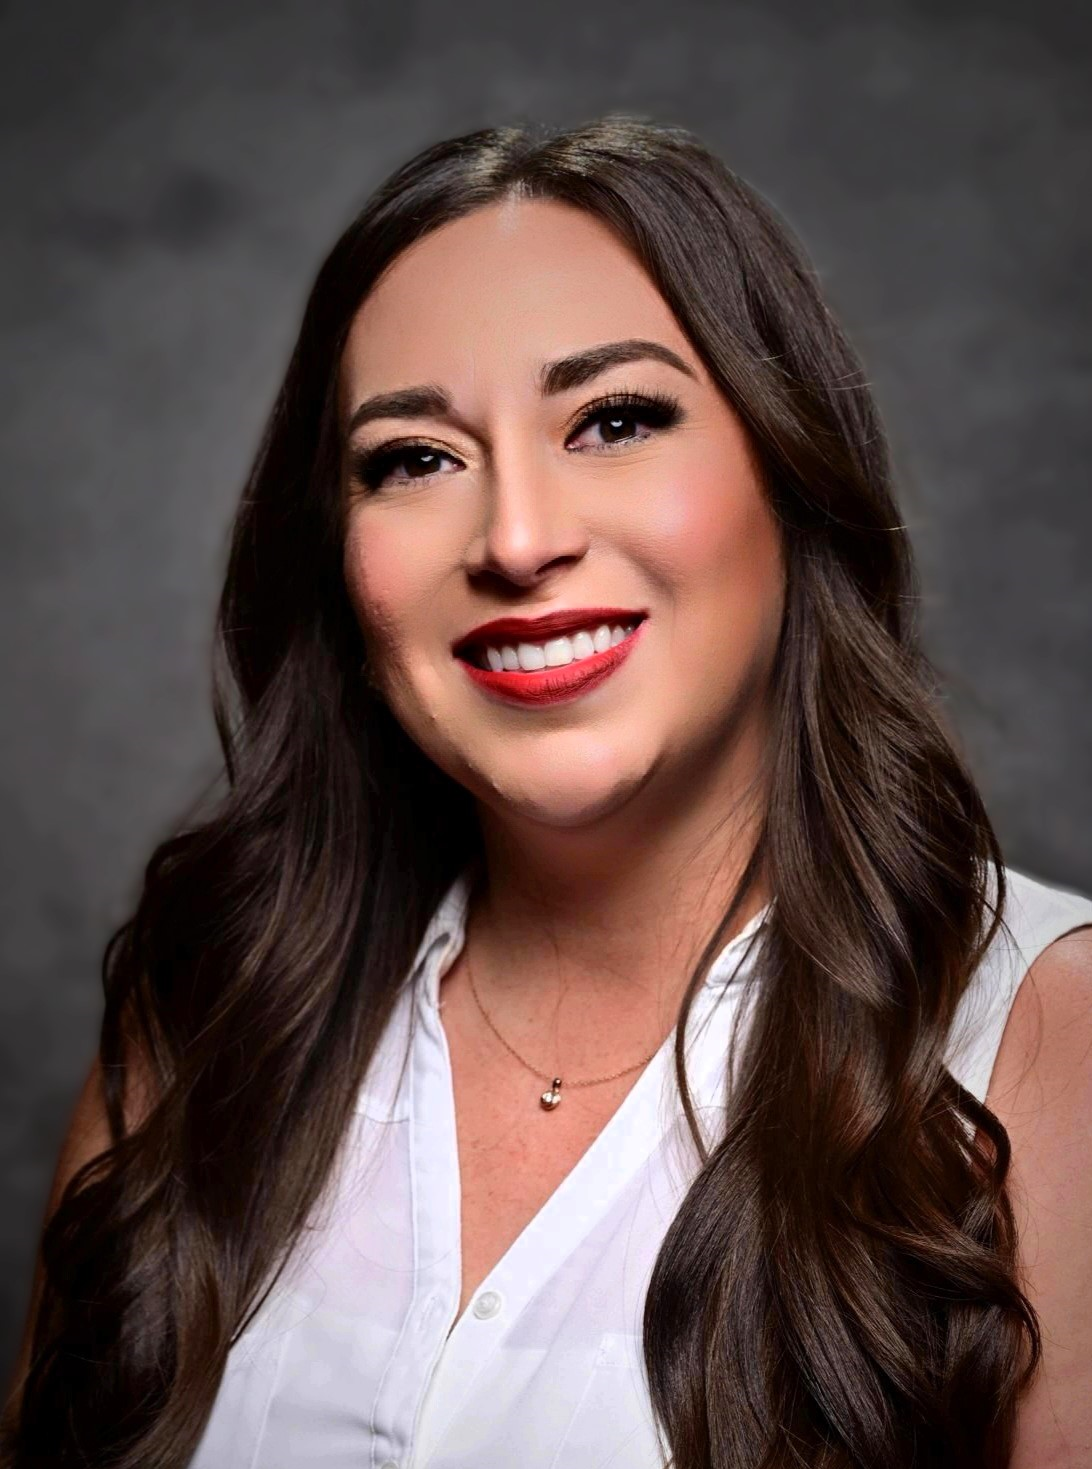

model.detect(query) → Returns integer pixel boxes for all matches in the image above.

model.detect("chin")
[475,756,658,831]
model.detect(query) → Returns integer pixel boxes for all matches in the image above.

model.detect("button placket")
[471,1289,503,1321]
[415,1293,442,1334]
[404,907,477,1468]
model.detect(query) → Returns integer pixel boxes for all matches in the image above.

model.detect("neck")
[463,725,770,1021]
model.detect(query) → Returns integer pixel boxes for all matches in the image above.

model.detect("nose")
[464,437,589,588]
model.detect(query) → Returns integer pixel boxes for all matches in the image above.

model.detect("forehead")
[339,198,688,405]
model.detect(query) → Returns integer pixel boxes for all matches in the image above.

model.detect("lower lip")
[456,620,648,707]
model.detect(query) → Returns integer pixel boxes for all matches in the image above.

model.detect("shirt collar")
[410,862,772,1013]
[410,864,479,1011]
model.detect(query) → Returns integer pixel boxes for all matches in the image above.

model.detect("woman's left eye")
[566,391,683,453]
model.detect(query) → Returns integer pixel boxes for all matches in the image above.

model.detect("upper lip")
[452,606,648,656]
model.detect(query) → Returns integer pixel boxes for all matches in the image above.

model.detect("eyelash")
[347,388,684,494]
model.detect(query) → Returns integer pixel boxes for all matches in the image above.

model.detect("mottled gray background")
[1,0,1089,1379]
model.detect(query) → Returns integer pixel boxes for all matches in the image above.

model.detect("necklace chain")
[464,950,662,1101]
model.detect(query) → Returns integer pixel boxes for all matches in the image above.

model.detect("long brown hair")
[4,115,1035,1468]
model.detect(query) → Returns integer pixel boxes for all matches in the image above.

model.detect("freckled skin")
[338,198,786,847]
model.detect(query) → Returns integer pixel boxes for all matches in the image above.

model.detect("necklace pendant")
[540,1077,562,1111]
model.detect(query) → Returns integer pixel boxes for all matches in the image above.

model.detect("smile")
[465,618,640,672]
[455,617,648,707]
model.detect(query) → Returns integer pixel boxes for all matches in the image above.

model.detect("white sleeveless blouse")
[189,865,1092,1469]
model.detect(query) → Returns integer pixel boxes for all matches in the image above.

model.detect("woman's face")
[338,198,785,833]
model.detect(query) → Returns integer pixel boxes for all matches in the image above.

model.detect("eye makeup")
[346,387,685,495]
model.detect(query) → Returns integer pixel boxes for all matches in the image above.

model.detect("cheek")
[636,461,781,602]
[643,476,736,564]
[342,516,425,664]
[630,461,784,682]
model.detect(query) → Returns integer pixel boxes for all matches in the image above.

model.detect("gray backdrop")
[1,0,1088,1381]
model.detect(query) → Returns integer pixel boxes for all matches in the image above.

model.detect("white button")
[472,1289,503,1320]
[379,1461,399,1469]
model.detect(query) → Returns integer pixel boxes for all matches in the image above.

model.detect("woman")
[4,115,1091,1469]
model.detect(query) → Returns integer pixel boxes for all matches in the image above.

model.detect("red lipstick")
[456,616,648,707]
[452,606,647,658]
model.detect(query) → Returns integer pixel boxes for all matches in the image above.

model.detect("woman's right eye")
[349,444,462,493]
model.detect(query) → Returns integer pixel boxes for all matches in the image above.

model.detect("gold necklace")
[464,950,663,1111]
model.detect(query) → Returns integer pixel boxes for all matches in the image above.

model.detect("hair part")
[4,114,1035,1468]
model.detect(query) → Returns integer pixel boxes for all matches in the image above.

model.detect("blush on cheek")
[342,530,406,667]
[636,466,771,579]
[343,519,453,695]
[655,415,777,566]
[343,514,409,612]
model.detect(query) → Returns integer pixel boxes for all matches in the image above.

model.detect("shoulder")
[987,867,1092,1117]
[945,866,1092,1106]
[989,915,1092,1141]
[986,877,1092,1467]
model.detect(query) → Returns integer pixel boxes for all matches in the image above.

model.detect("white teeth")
[516,642,547,671]
[477,619,640,672]
[543,636,572,667]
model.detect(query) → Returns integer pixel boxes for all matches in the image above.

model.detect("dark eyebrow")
[344,386,451,438]
[343,338,698,440]
[538,338,698,395]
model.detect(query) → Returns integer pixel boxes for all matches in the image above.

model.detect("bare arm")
[986,924,1092,1468]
